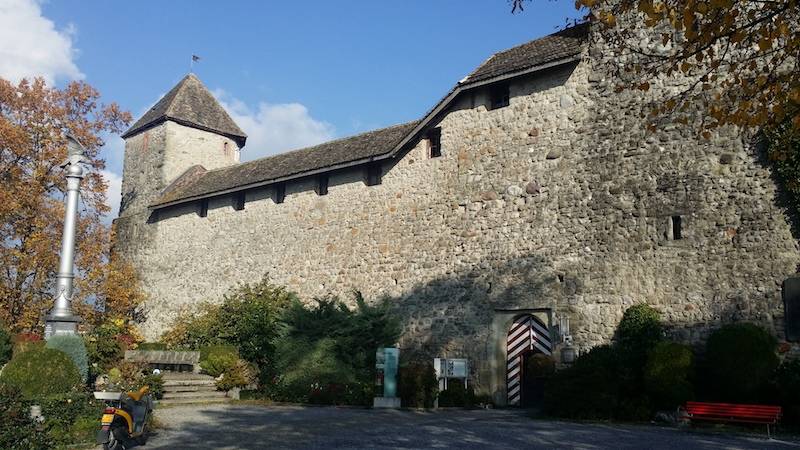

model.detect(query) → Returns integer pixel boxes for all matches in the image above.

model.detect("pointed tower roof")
[121,73,247,147]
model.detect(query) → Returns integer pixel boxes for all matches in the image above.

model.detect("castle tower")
[118,73,247,218]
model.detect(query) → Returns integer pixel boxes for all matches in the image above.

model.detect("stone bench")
[124,350,201,373]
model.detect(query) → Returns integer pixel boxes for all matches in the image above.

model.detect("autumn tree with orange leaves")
[0,77,145,333]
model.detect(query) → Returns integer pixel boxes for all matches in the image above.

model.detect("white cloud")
[0,0,83,85]
[213,90,335,161]
[100,169,122,224]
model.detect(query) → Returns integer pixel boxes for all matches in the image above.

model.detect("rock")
[525,181,541,195]
[560,95,575,108]
[480,191,498,201]
[720,153,735,164]
[506,185,523,196]
[546,149,563,160]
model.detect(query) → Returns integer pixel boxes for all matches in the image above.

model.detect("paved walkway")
[139,403,800,449]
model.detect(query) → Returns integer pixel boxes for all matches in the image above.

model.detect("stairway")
[158,372,232,406]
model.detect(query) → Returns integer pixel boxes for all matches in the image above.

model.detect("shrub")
[0,383,53,449]
[46,334,89,382]
[200,348,239,378]
[136,342,167,351]
[644,341,694,409]
[617,304,663,364]
[703,323,778,403]
[0,347,80,398]
[216,359,257,391]
[438,383,476,408]
[85,322,126,378]
[39,392,103,446]
[0,323,11,367]
[161,277,296,376]
[12,332,43,356]
[774,358,800,427]
[199,344,239,362]
[398,362,438,408]
[270,338,368,405]
[544,345,621,420]
[142,372,165,399]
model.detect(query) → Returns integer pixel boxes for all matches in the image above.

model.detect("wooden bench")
[124,350,200,373]
[683,401,782,438]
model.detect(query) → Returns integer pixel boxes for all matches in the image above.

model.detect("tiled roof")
[122,74,247,146]
[148,24,588,209]
[152,121,420,207]
[462,23,589,85]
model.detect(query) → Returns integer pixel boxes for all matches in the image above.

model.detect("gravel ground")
[122,403,800,449]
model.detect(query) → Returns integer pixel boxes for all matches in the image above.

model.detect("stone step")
[157,397,233,406]
[163,384,219,393]
[163,379,216,387]
[162,390,228,400]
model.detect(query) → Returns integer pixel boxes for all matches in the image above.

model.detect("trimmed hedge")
[200,346,239,378]
[0,347,80,398]
[0,383,52,449]
[398,362,438,408]
[46,334,88,382]
[644,341,694,409]
[703,323,778,403]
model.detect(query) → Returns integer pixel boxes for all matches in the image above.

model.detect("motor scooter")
[94,385,154,450]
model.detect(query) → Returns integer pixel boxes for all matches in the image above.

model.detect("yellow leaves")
[599,11,617,27]
[638,82,651,91]
[758,38,772,51]
[681,62,691,73]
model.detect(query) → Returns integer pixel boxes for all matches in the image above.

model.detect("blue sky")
[1,0,581,217]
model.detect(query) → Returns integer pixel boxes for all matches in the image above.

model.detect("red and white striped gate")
[506,314,552,406]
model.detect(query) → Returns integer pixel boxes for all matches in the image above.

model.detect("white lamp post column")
[44,134,87,338]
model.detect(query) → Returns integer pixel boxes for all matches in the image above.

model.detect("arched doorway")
[506,314,552,406]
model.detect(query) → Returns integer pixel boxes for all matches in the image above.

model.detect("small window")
[671,215,682,240]
[275,183,286,204]
[366,163,382,186]
[428,127,441,158]
[199,198,209,217]
[490,84,510,110]
[233,191,245,211]
[316,174,329,196]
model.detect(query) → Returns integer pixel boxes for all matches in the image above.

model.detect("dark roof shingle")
[122,74,247,146]
[462,23,588,85]
[152,121,419,207]
[147,24,589,209]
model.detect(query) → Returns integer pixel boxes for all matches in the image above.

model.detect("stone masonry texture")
[114,44,800,404]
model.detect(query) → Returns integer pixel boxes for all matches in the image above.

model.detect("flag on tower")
[192,54,201,62]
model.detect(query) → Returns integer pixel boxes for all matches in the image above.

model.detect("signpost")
[434,357,469,393]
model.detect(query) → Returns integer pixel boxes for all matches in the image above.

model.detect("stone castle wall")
[115,58,800,403]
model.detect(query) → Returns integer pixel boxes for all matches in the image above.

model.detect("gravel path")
[128,403,800,449]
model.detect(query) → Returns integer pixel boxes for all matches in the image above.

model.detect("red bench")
[683,401,782,438]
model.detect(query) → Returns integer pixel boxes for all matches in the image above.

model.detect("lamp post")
[44,134,87,339]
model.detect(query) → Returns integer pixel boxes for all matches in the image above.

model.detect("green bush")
[617,304,663,365]
[199,344,239,362]
[644,341,694,409]
[545,345,622,420]
[438,382,476,408]
[703,323,778,403]
[216,359,257,391]
[161,277,296,377]
[270,338,373,405]
[0,383,53,449]
[774,358,800,427]
[200,349,239,378]
[46,334,88,382]
[0,347,80,398]
[84,322,126,378]
[398,362,438,408]
[142,372,165,399]
[136,342,167,351]
[39,392,103,447]
[0,323,11,367]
